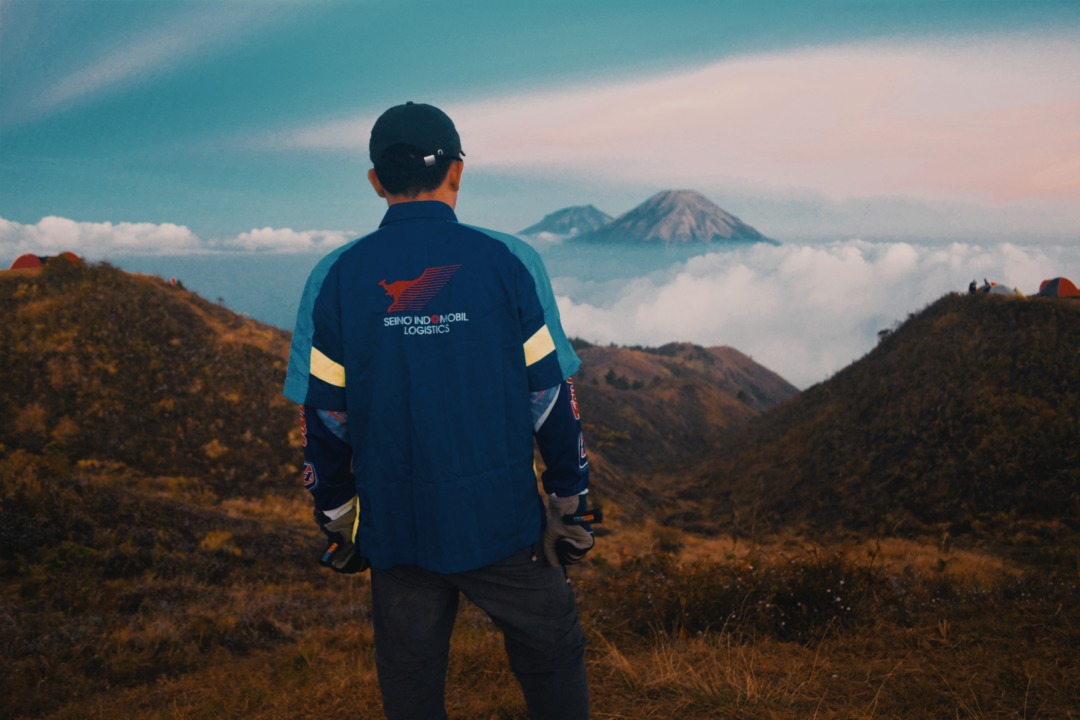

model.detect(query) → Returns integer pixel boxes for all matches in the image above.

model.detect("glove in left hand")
[543,494,601,567]
[316,502,370,574]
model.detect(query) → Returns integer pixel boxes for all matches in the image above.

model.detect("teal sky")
[2,0,1079,252]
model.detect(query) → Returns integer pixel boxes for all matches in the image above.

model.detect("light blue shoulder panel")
[463,224,581,379]
[283,238,363,404]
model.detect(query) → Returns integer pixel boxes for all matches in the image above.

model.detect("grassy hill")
[676,292,1080,551]
[0,259,322,717]
[567,340,796,518]
[0,258,299,496]
[573,340,796,468]
[2,260,1076,718]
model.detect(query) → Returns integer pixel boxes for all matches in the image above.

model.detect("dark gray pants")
[370,547,589,720]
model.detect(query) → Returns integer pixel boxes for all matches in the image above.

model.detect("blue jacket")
[285,201,582,573]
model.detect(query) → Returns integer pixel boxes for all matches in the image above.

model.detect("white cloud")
[0,216,351,258]
[551,240,1080,388]
[0,216,203,256]
[218,226,353,253]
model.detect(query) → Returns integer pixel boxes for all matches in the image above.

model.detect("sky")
[2,0,1079,386]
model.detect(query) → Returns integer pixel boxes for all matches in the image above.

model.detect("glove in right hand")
[316,503,370,574]
[543,494,598,567]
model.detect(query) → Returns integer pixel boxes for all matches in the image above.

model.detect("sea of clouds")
[3,215,1077,389]
[545,240,1080,388]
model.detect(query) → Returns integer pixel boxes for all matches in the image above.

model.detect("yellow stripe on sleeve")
[351,497,360,543]
[310,347,346,387]
[523,325,556,367]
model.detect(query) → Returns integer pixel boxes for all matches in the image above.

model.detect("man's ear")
[446,160,463,192]
[368,168,387,198]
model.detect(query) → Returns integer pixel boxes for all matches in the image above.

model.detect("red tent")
[9,254,44,269]
[1038,277,1080,298]
[7,252,83,270]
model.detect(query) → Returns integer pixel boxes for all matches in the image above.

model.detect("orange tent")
[7,252,83,270]
[1038,277,1080,298]
[9,253,44,269]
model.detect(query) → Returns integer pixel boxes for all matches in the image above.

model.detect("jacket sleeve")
[304,263,348,411]
[516,245,580,380]
[514,253,569,392]
[284,240,361,404]
[531,379,590,497]
[301,405,356,513]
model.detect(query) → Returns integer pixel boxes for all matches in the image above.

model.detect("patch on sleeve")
[317,409,350,442]
[567,378,580,420]
[303,461,318,489]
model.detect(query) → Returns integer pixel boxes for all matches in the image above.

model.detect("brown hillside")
[0,259,326,717]
[0,257,299,495]
[571,341,796,471]
[566,341,797,519]
[675,292,1080,548]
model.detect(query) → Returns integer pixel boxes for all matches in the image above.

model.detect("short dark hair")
[373,143,455,197]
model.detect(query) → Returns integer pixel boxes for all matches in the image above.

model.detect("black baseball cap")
[369,102,464,167]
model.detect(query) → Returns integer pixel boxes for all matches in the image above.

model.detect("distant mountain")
[575,189,776,245]
[671,293,1080,544]
[519,204,613,239]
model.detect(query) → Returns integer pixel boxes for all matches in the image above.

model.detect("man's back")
[305,201,576,572]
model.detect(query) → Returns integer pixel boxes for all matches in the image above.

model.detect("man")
[283,101,597,720]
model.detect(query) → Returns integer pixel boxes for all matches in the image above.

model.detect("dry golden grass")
[218,494,314,525]
[673,532,1022,589]
[9,525,1077,720]
[29,571,1074,720]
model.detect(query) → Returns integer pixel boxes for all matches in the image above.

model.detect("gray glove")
[316,502,370,574]
[543,493,601,567]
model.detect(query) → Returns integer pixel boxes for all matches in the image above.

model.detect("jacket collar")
[379,200,458,227]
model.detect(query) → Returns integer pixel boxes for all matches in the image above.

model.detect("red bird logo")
[379,265,462,312]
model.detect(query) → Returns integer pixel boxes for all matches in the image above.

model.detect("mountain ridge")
[579,189,774,245]
[520,189,776,245]
[519,204,613,239]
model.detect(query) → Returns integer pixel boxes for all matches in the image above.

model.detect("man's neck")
[384,187,457,209]
[369,160,463,210]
